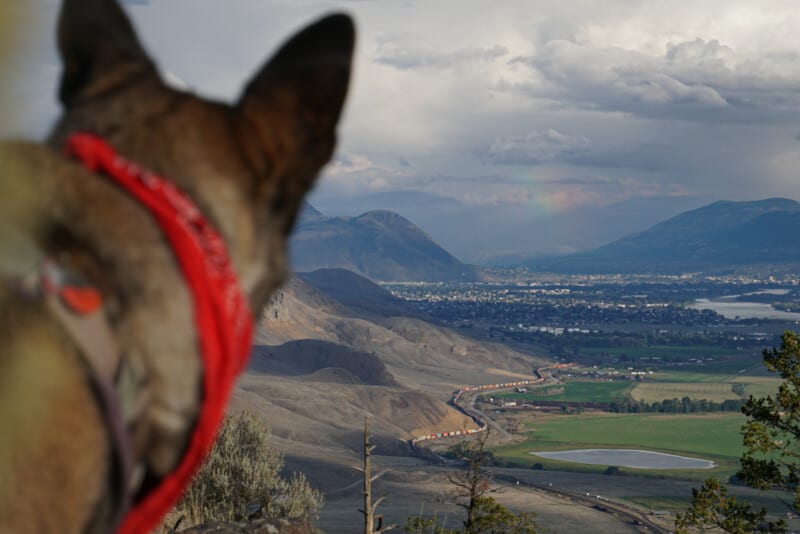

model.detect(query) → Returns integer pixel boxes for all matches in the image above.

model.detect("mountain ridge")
[525,197,800,273]
[290,205,481,282]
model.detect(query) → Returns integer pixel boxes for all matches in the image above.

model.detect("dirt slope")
[234,272,548,513]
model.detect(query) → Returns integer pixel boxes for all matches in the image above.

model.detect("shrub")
[171,411,323,527]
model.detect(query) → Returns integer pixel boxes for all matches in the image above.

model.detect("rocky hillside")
[250,340,398,387]
[235,272,546,491]
[299,268,427,319]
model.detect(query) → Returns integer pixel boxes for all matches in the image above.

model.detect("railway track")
[409,363,673,533]
[410,364,573,447]
[493,472,673,534]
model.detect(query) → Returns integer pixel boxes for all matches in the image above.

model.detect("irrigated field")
[579,345,742,359]
[631,377,780,402]
[728,376,781,398]
[496,380,631,403]
[631,382,738,402]
[652,358,770,383]
[493,412,745,478]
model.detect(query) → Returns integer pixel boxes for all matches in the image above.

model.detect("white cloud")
[375,43,508,71]
[512,36,800,122]
[321,153,410,194]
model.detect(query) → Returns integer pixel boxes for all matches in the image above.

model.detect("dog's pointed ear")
[57,0,157,107]
[236,13,355,233]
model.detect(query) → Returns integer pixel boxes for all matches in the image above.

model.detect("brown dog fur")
[0,1,353,532]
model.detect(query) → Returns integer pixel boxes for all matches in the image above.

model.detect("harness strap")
[18,259,135,530]
[39,260,120,384]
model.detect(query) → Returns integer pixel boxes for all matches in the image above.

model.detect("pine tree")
[675,331,800,533]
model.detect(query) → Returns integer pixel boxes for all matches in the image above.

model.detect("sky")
[7,0,800,261]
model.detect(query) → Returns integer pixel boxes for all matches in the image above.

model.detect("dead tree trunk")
[357,417,395,534]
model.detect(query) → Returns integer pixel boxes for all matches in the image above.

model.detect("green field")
[652,359,769,382]
[728,376,781,398]
[493,412,745,478]
[631,382,739,402]
[631,378,780,402]
[579,345,741,359]
[496,380,631,403]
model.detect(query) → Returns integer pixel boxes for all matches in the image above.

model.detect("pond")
[530,449,715,469]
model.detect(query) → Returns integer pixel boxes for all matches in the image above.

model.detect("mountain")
[297,201,325,222]
[308,190,711,263]
[290,207,480,282]
[526,198,800,273]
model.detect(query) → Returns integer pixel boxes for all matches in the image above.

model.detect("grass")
[631,382,738,403]
[495,380,632,403]
[625,494,794,515]
[728,376,781,398]
[632,371,780,402]
[579,345,741,359]
[622,496,690,512]
[652,359,768,383]
[493,412,746,479]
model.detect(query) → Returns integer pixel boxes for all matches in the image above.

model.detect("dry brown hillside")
[234,272,546,492]
[256,276,544,399]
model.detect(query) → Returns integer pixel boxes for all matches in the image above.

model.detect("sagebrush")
[167,411,323,529]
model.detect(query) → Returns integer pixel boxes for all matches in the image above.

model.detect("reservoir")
[690,298,800,321]
[530,449,715,469]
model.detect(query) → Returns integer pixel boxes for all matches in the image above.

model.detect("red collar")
[66,133,254,534]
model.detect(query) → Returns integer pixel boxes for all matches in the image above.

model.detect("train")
[410,364,574,447]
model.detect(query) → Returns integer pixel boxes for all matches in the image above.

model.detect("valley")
[224,198,800,531]
[232,263,800,532]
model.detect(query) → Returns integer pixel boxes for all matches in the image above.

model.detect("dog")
[0,1,353,532]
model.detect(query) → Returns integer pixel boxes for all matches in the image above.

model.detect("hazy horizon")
[9,0,800,261]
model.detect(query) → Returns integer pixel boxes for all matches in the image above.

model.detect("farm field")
[728,375,781,398]
[493,412,745,479]
[630,382,738,403]
[494,373,778,406]
[579,345,742,359]
[496,380,631,403]
[651,358,770,382]
[631,378,780,402]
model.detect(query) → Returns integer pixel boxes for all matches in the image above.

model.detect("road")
[492,468,672,534]
[466,392,512,440]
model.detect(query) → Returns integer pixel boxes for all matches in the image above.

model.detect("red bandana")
[66,133,254,534]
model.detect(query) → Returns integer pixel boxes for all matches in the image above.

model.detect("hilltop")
[526,198,800,273]
[298,268,427,319]
[290,206,481,282]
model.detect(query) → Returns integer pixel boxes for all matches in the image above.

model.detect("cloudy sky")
[7,0,800,260]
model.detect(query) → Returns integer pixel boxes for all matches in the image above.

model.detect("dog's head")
[48,0,354,312]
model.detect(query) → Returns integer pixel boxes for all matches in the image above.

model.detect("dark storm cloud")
[15,0,800,233]
[568,143,693,173]
[484,129,591,165]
